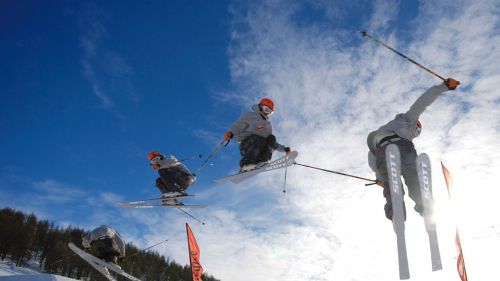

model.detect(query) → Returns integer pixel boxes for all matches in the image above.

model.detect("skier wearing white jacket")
[82,225,125,263]
[224,98,291,172]
[367,78,459,220]
[147,151,196,195]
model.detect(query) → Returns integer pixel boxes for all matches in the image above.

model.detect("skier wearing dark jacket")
[367,78,459,220]
[82,225,125,263]
[148,151,196,195]
[224,98,291,172]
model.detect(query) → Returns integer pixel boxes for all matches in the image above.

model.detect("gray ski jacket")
[229,104,286,152]
[82,225,125,257]
[367,82,450,171]
[155,155,192,174]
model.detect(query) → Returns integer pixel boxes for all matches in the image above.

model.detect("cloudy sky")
[1,0,499,280]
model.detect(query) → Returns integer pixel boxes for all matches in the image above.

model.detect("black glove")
[284,147,291,154]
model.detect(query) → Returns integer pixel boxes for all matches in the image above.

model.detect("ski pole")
[194,139,230,174]
[179,154,203,162]
[47,253,77,267]
[282,166,288,194]
[177,207,205,225]
[124,239,169,260]
[361,31,446,81]
[294,162,377,184]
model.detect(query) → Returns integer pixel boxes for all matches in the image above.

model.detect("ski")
[116,192,194,206]
[385,144,410,280]
[216,151,298,184]
[119,203,206,209]
[416,153,442,271]
[68,242,142,281]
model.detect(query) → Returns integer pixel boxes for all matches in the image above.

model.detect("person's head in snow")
[366,78,459,221]
[148,151,196,196]
[224,98,291,172]
[82,225,125,264]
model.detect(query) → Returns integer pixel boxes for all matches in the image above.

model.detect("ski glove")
[284,147,291,154]
[445,78,460,90]
[376,179,385,188]
[224,131,234,141]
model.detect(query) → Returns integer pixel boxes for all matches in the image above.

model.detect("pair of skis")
[216,151,299,184]
[117,192,205,209]
[68,242,141,281]
[385,144,441,280]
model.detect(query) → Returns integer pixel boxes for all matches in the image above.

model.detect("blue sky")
[1,1,500,281]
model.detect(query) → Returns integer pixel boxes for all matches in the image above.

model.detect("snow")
[0,260,78,281]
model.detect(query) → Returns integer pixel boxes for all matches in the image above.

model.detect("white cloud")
[78,6,137,111]
[156,1,498,280]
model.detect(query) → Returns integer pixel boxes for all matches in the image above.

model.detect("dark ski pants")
[239,134,276,167]
[90,237,120,263]
[156,167,195,194]
[376,139,424,220]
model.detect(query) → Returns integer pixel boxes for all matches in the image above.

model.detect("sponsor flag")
[186,223,204,281]
[441,162,468,281]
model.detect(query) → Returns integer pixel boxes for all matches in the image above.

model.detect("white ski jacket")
[367,82,450,171]
[82,225,125,257]
[229,104,286,152]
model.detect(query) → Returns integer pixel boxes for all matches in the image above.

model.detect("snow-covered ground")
[0,259,77,281]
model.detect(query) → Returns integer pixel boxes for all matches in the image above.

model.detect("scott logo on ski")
[388,150,401,195]
[419,159,431,200]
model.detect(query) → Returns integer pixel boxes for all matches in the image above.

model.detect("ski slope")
[0,260,77,281]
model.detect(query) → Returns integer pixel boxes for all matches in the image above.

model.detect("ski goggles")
[261,105,274,115]
[414,120,422,137]
[150,155,162,164]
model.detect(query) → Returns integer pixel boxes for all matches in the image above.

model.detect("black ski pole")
[47,253,77,267]
[282,166,288,194]
[294,162,377,184]
[179,154,203,162]
[177,207,205,225]
[361,31,447,81]
[194,139,229,174]
[124,239,169,260]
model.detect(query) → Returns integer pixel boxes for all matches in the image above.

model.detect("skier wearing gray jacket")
[367,78,459,220]
[224,98,291,172]
[147,151,196,195]
[82,225,125,263]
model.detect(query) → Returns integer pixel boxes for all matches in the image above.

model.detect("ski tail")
[385,144,410,280]
[416,153,442,271]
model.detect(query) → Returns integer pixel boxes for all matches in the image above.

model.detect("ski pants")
[376,139,424,218]
[239,134,276,167]
[156,167,195,194]
[90,237,121,263]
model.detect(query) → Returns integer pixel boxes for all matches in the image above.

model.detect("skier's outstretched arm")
[405,78,459,123]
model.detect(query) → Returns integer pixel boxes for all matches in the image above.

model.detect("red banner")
[186,223,204,281]
[441,162,468,281]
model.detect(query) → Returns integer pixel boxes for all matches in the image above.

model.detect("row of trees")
[0,208,219,281]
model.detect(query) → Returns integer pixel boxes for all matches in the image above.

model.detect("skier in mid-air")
[367,78,459,220]
[82,225,125,264]
[224,98,291,172]
[148,151,196,196]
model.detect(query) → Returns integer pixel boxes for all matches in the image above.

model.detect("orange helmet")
[259,98,275,111]
[147,151,162,161]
